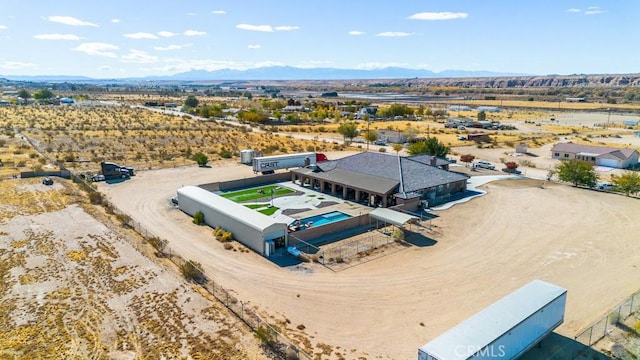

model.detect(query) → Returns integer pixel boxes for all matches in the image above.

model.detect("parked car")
[597,182,614,190]
[502,168,522,175]
[475,161,495,170]
[457,136,467,141]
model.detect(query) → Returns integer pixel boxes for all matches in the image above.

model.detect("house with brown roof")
[551,143,639,169]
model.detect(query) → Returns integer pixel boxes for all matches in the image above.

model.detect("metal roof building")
[418,280,567,360]
[176,186,288,256]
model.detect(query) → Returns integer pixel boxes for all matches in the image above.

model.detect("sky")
[0,0,638,78]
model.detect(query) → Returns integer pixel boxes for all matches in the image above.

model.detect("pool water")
[299,211,352,227]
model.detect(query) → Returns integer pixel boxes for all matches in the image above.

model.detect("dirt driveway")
[100,156,640,360]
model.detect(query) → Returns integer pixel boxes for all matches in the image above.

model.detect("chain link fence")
[575,290,640,346]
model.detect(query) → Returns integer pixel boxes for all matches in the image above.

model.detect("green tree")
[33,89,54,100]
[392,143,404,154]
[184,94,199,108]
[611,171,640,196]
[555,160,598,187]
[477,111,487,121]
[363,130,378,148]
[18,89,30,99]
[336,122,359,142]
[192,152,209,167]
[406,137,449,157]
[460,154,475,167]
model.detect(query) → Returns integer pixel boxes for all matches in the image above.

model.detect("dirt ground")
[98,152,640,360]
[0,178,266,359]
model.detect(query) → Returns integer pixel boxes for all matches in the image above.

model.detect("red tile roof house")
[551,143,639,169]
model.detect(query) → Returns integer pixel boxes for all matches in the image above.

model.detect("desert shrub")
[306,145,315,152]
[88,191,103,205]
[219,149,233,158]
[193,210,205,225]
[115,213,131,227]
[180,260,206,283]
[255,326,276,345]
[214,227,224,237]
[378,147,386,153]
[147,236,166,252]
[520,159,536,168]
[220,231,233,242]
[504,141,514,147]
[223,243,233,250]
[392,228,405,241]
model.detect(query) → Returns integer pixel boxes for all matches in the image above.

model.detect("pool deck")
[272,181,373,220]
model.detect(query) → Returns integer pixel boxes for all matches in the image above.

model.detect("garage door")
[598,158,618,168]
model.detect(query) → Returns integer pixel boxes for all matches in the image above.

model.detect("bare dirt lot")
[99,156,640,360]
[0,178,265,359]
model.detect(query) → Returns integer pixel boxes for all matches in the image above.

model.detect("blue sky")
[0,0,637,78]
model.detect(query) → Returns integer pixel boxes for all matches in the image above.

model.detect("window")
[591,157,595,161]
[554,152,559,157]
[564,154,569,158]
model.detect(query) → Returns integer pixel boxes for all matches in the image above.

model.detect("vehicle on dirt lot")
[92,174,106,182]
[502,168,522,175]
[475,161,495,170]
[42,177,53,185]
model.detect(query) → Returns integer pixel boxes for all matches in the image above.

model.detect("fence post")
[631,295,635,317]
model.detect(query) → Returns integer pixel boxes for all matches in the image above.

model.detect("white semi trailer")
[252,152,328,174]
[418,280,567,360]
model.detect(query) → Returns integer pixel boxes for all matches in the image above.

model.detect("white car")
[475,161,496,170]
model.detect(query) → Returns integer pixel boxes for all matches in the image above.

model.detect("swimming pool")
[299,211,352,227]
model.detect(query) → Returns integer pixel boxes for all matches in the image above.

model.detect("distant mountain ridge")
[1,66,638,87]
[1,66,524,82]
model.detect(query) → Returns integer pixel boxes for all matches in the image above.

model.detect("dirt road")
[100,157,640,360]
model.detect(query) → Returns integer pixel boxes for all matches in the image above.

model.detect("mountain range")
[0,66,527,82]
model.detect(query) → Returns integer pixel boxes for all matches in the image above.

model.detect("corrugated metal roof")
[369,208,419,227]
[419,280,567,360]
[177,186,287,233]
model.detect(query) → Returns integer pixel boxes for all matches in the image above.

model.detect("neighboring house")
[377,129,407,144]
[551,143,639,169]
[282,105,309,113]
[355,105,378,119]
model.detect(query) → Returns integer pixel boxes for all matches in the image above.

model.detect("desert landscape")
[1,91,640,359]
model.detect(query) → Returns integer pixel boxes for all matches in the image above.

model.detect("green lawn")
[243,203,280,216]
[221,185,293,203]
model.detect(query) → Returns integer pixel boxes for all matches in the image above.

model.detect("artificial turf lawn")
[221,185,293,203]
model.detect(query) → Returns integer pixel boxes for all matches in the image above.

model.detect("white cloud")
[408,12,468,21]
[124,32,158,39]
[0,25,7,30]
[274,25,299,31]
[0,61,37,70]
[72,42,119,57]
[158,31,178,37]
[212,10,226,15]
[585,9,606,15]
[187,13,198,16]
[121,50,158,63]
[349,30,365,36]
[184,30,206,36]
[567,8,581,13]
[98,65,111,71]
[248,44,261,49]
[47,16,98,27]
[154,44,187,51]
[376,32,412,37]
[111,19,121,23]
[236,24,273,32]
[33,34,80,40]
[356,62,408,70]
